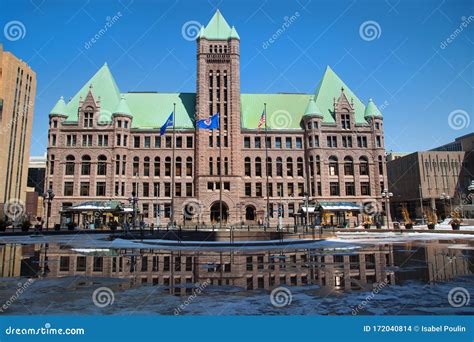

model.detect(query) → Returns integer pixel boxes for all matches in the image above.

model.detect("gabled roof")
[313,66,368,123]
[50,96,67,115]
[65,63,121,121]
[200,10,239,40]
[364,98,382,117]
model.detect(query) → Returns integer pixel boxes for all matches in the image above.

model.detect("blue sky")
[2,0,473,156]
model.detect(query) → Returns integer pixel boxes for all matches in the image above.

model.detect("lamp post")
[128,191,139,231]
[440,193,451,217]
[468,180,474,204]
[381,188,393,229]
[42,189,55,231]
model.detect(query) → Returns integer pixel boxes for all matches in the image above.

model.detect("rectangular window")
[144,136,151,148]
[63,182,74,196]
[176,136,182,148]
[244,137,251,148]
[330,182,340,196]
[295,137,302,149]
[255,137,261,148]
[186,136,193,148]
[96,182,106,196]
[285,137,292,149]
[134,136,140,148]
[76,256,86,271]
[80,182,90,196]
[266,137,272,148]
[327,136,337,148]
[361,182,371,196]
[154,136,161,148]
[256,183,262,197]
[275,137,282,148]
[186,183,193,196]
[165,136,172,148]
[59,256,70,272]
[345,182,355,196]
[245,183,251,196]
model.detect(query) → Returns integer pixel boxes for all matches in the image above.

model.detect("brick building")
[45,11,386,228]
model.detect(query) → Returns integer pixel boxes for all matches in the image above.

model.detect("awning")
[319,202,360,211]
[300,206,317,213]
[61,200,127,213]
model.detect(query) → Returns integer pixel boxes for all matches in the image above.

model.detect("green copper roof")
[241,93,311,129]
[200,10,239,40]
[65,63,121,121]
[54,63,379,130]
[123,93,195,129]
[114,95,132,116]
[313,66,369,123]
[303,97,322,116]
[50,96,67,115]
[364,98,382,117]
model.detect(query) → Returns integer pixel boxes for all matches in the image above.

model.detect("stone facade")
[44,12,386,228]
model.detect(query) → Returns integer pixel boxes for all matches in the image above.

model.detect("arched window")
[133,156,139,176]
[176,157,182,176]
[144,156,150,177]
[165,157,171,176]
[297,157,304,176]
[344,156,354,176]
[255,157,262,177]
[329,156,338,176]
[287,157,293,176]
[359,156,369,176]
[65,155,75,175]
[245,157,251,176]
[81,155,91,175]
[209,157,213,175]
[186,157,193,176]
[97,155,107,176]
[224,157,229,175]
[154,157,160,176]
[309,156,314,176]
[276,157,283,176]
[378,155,384,175]
[266,157,272,176]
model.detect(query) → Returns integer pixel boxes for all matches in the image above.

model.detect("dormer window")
[341,114,350,129]
[84,107,94,127]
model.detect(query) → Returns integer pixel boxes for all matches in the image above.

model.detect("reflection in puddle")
[0,237,473,315]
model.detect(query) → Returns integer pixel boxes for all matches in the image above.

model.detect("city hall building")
[45,11,387,228]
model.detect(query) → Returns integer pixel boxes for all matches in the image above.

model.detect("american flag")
[257,110,266,129]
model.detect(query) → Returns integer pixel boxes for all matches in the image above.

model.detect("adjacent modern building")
[25,154,47,219]
[387,133,474,220]
[45,10,387,228]
[0,44,37,217]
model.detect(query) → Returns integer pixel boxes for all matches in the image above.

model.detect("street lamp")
[440,193,452,217]
[128,191,139,232]
[468,181,474,204]
[381,188,393,229]
[42,189,55,231]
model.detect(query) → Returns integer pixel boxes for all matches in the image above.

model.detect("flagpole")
[219,112,223,230]
[171,103,176,229]
[264,103,270,230]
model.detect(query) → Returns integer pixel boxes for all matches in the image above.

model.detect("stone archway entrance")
[245,205,256,222]
[210,201,229,224]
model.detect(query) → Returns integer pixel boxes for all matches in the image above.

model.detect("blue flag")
[197,113,219,130]
[160,111,174,136]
